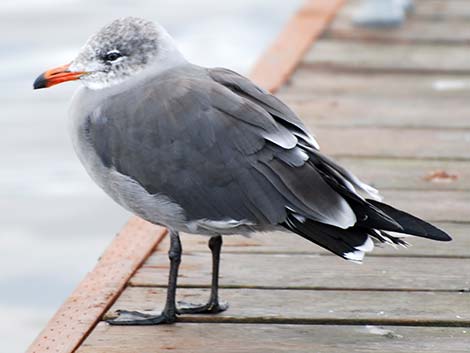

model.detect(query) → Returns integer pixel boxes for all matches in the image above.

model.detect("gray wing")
[88,66,356,229]
[208,67,381,199]
[208,67,320,150]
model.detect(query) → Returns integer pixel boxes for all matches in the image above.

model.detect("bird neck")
[152,25,189,74]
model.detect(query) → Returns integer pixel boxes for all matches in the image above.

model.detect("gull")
[33,17,451,325]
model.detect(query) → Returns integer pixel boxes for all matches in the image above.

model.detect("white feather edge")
[355,180,383,201]
[187,218,254,233]
[344,235,375,263]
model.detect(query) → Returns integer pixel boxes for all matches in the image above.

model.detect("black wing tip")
[401,215,453,242]
[367,199,453,242]
[432,230,452,242]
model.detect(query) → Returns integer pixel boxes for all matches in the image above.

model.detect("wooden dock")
[28,0,470,352]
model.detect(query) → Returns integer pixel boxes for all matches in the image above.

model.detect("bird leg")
[107,229,182,325]
[177,235,228,314]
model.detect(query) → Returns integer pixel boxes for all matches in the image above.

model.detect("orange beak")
[33,63,86,89]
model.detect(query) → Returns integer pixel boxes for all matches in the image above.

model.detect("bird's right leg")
[177,235,228,314]
[106,229,182,325]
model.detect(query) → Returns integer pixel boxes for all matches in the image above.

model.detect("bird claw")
[106,309,176,325]
[177,300,229,314]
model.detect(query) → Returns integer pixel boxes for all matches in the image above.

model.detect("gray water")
[0,1,303,352]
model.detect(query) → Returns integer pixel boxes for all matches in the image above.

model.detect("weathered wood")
[412,0,470,21]
[132,254,470,291]
[278,71,470,129]
[26,218,167,353]
[340,0,470,22]
[327,19,470,45]
[328,0,470,45]
[335,158,470,191]
[78,323,470,353]
[314,127,470,161]
[304,40,470,73]
[250,0,346,92]
[157,222,470,257]
[280,95,470,130]
[280,70,470,100]
[371,190,469,223]
[105,287,470,325]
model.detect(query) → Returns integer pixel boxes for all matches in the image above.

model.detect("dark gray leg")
[107,229,182,325]
[177,235,228,314]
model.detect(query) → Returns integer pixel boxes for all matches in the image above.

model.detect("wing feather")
[89,65,357,229]
[209,67,320,149]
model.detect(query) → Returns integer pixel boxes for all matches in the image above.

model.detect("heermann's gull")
[33,17,451,325]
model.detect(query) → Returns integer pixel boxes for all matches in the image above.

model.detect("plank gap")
[129,284,470,293]
[367,187,470,192]
[191,251,470,258]
[152,250,470,260]
[315,125,470,132]
[300,63,470,76]
[97,315,470,328]
[324,32,470,47]
[155,317,470,328]
[327,154,470,162]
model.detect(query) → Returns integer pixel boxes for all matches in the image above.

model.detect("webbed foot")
[177,300,229,315]
[106,309,176,325]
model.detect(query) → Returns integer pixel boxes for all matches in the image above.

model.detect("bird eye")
[104,50,122,62]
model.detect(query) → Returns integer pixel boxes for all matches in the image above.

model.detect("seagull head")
[33,17,185,90]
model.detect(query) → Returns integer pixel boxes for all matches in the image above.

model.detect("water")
[0,1,302,352]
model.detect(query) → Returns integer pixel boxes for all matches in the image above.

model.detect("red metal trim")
[26,218,167,353]
[250,0,346,92]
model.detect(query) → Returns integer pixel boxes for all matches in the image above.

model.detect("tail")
[283,202,451,263]
[282,153,452,263]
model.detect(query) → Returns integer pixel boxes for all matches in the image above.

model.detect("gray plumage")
[38,17,449,264]
[70,64,356,235]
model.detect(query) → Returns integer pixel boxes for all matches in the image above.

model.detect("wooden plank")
[339,0,470,24]
[281,94,470,130]
[78,323,470,353]
[340,0,470,22]
[335,158,470,191]
[105,287,470,325]
[303,40,470,74]
[157,223,470,257]
[314,127,470,161]
[327,19,470,45]
[132,254,470,291]
[26,217,167,353]
[381,190,470,223]
[348,190,470,223]
[278,71,470,129]
[412,0,470,21]
[250,0,346,92]
[280,70,470,100]
[327,0,470,45]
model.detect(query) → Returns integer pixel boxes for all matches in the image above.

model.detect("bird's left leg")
[177,235,228,314]
[106,229,182,325]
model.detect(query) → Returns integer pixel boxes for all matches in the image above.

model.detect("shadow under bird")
[33,17,451,325]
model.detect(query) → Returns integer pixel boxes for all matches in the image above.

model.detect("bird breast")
[68,87,187,230]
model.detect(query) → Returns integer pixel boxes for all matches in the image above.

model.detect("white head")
[33,17,186,90]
